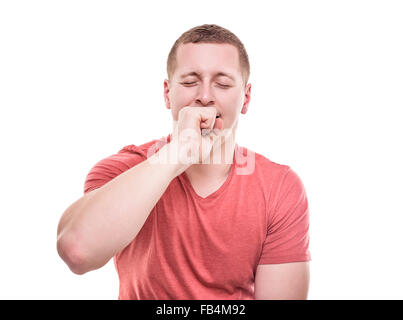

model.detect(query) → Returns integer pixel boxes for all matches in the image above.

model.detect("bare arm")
[254,262,310,300]
[57,106,223,275]
[56,141,188,275]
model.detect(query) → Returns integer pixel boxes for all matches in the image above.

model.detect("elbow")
[57,236,92,275]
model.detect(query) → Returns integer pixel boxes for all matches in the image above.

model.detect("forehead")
[175,43,242,78]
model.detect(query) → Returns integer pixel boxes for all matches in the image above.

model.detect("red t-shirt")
[84,134,311,300]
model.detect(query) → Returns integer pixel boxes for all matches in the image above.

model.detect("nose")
[195,82,215,106]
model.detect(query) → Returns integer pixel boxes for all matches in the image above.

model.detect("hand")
[171,106,224,165]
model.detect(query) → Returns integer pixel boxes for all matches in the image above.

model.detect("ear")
[164,79,171,110]
[241,83,251,114]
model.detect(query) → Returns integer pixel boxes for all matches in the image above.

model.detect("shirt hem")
[258,253,311,265]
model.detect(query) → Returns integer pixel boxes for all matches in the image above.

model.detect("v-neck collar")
[178,143,239,201]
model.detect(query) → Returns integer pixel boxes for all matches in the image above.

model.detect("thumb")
[213,117,223,130]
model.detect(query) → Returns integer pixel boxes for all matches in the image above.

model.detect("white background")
[0,0,402,299]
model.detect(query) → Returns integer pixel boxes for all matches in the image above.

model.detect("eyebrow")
[179,71,236,81]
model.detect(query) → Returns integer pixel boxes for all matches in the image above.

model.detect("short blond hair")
[167,24,250,85]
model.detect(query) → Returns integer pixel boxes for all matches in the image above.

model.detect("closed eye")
[180,82,231,89]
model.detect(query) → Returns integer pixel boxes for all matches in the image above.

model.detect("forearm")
[57,142,187,274]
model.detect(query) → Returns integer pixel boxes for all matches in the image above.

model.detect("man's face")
[164,43,251,132]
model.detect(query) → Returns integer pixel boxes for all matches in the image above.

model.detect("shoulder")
[236,144,291,181]
[236,145,307,199]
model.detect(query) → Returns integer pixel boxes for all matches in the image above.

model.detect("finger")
[213,117,223,130]
[199,108,218,127]
[200,121,210,128]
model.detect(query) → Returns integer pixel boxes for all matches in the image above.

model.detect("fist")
[171,106,224,164]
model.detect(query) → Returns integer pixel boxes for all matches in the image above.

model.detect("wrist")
[148,140,191,178]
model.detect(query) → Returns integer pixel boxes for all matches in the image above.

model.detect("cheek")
[171,87,195,107]
[169,88,195,120]
[220,91,243,112]
[217,88,242,101]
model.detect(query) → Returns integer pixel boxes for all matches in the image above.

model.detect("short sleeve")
[83,147,147,194]
[258,167,311,264]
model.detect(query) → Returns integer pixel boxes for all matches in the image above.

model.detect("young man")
[57,24,311,300]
